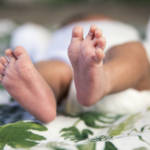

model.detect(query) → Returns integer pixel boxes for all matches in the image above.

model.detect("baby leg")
[68,25,107,106]
[35,60,73,103]
[68,25,149,106]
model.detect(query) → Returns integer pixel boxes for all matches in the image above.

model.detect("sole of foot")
[68,24,109,106]
[0,46,56,123]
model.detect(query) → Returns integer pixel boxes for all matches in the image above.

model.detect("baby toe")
[0,57,9,68]
[85,24,98,40]
[14,46,29,58]
[5,49,16,62]
[93,29,103,46]
[0,63,5,76]
[94,29,103,39]
[95,48,105,63]
[97,37,106,50]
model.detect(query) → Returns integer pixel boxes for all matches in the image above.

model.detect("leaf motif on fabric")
[133,147,148,150]
[0,121,47,149]
[60,126,93,142]
[65,112,122,129]
[52,147,68,150]
[147,107,150,111]
[89,135,113,142]
[0,84,4,90]
[140,125,150,133]
[104,141,118,150]
[46,141,68,150]
[76,142,96,150]
[138,136,150,146]
[128,128,138,135]
[108,113,141,136]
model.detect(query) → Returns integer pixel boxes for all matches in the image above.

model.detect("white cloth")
[65,81,150,115]
[10,23,51,64]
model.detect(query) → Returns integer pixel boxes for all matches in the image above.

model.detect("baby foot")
[0,46,56,123]
[68,25,109,106]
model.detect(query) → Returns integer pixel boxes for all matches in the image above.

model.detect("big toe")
[14,46,29,59]
[71,25,83,42]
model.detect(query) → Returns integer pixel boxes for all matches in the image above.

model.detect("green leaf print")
[82,129,93,140]
[128,128,138,135]
[138,136,150,146]
[60,126,93,142]
[0,121,48,149]
[0,84,4,90]
[104,141,118,150]
[140,125,150,133]
[52,147,68,150]
[46,141,69,150]
[76,142,96,150]
[133,147,148,150]
[147,107,150,111]
[108,113,141,136]
[89,135,113,142]
[72,112,122,129]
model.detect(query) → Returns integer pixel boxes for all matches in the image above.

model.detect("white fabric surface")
[65,81,150,115]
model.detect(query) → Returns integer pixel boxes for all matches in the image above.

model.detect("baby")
[0,18,149,123]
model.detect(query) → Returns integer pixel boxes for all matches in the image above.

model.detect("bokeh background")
[0,0,150,55]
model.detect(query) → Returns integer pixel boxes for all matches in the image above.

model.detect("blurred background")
[0,0,150,55]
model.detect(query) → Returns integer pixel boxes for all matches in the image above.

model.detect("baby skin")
[68,25,108,106]
[0,47,57,123]
[0,25,108,123]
